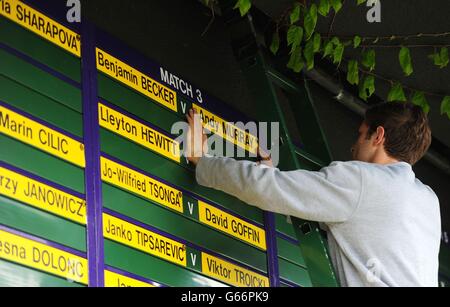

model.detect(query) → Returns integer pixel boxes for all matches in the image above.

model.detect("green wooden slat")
[98,74,180,134]
[0,135,85,193]
[439,275,450,288]
[0,196,86,252]
[269,72,332,164]
[0,48,81,113]
[277,237,306,267]
[0,260,84,287]
[0,75,83,137]
[103,184,267,272]
[0,17,81,82]
[100,129,264,224]
[295,147,325,170]
[278,258,312,287]
[275,214,297,239]
[440,245,450,278]
[105,240,228,287]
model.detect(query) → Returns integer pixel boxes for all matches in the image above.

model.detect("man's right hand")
[257,146,273,168]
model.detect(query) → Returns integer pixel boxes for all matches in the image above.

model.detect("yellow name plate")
[0,229,88,284]
[99,103,180,163]
[103,213,186,267]
[201,252,269,287]
[104,270,155,287]
[0,166,86,224]
[0,0,81,57]
[192,104,258,154]
[100,157,183,213]
[96,48,177,112]
[0,105,85,168]
[198,201,266,250]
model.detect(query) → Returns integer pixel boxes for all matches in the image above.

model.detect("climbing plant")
[231,0,450,120]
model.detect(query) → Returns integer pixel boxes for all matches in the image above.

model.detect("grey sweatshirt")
[195,157,441,287]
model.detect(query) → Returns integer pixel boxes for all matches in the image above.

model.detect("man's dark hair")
[364,102,432,165]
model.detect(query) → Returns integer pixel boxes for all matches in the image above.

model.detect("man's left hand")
[185,108,207,166]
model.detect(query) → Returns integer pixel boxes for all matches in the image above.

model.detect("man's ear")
[373,126,385,146]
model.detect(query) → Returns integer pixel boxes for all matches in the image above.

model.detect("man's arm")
[196,156,363,223]
[185,108,363,223]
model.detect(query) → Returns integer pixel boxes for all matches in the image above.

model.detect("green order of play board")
[0,1,311,287]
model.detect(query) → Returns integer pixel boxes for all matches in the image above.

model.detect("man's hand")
[257,146,273,168]
[186,108,207,166]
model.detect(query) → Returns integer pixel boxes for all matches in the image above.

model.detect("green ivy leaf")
[323,37,340,59]
[430,47,449,69]
[287,25,304,53]
[304,4,318,40]
[290,3,301,24]
[412,91,430,114]
[270,30,280,55]
[347,60,359,85]
[287,46,304,73]
[304,39,316,70]
[357,0,366,5]
[353,36,362,48]
[359,84,368,101]
[333,42,344,65]
[441,96,450,119]
[364,75,375,97]
[359,75,375,101]
[399,47,413,76]
[318,0,331,16]
[439,47,449,68]
[387,83,407,102]
[323,40,335,58]
[234,0,252,16]
[430,53,440,67]
[330,0,343,13]
[313,33,322,52]
[361,49,376,71]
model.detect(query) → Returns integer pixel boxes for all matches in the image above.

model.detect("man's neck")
[371,153,401,165]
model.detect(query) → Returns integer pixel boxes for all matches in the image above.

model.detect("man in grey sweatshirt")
[185,102,441,287]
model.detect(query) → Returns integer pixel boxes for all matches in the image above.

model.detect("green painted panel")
[100,129,264,224]
[275,214,297,240]
[103,184,267,272]
[280,282,292,287]
[0,75,83,137]
[0,136,85,193]
[440,245,450,278]
[297,158,321,171]
[0,260,83,287]
[98,74,181,134]
[105,240,228,287]
[439,275,450,288]
[0,196,86,252]
[278,258,312,287]
[0,48,81,113]
[277,237,305,267]
[0,17,81,82]
[295,149,324,172]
